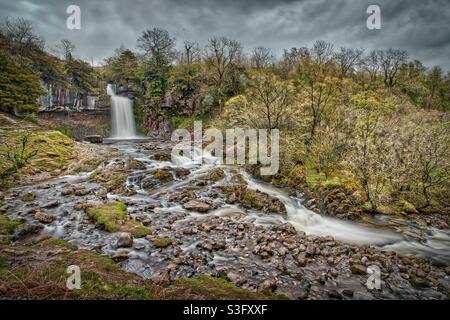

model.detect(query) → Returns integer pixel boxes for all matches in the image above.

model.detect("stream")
[4,140,450,299]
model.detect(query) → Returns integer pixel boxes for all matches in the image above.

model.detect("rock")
[34,211,54,224]
[226,272,246,286]
[85,135,103,144]
[74,188,91,196]
[21,192,36,202]
[350,264,367,275]
[206,168,225,181]
[306,245,316,256]
[41,200,59,209]
[258,279,277,292]
[409,276,429,288]
[61,188,74,196]
[12,223,43,241]
[112,251,129,262]
[182,200,212,213]
[133,243,145,250]
[327,289,343,299]
[445,266,450,275]
[151,151,172,162]
[117,232,133,248]
[342,289,354,297]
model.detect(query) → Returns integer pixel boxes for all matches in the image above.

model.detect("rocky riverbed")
[1,140,449,300]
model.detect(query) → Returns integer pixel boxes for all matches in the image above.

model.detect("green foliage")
[0,49,44,114]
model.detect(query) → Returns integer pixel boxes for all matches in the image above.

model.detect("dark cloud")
[0,0,449,69]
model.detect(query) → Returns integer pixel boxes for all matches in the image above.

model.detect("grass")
[0,214,22,235]
[86,201,151,237]
[47,125,74,139]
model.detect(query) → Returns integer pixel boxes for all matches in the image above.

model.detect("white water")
[167,146,450,261]
[107,84,139,139]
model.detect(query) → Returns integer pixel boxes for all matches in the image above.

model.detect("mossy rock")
[89,168,128,193]
[206,168,225,181]
[284,164,307,188]
[151,151,172,162]
[152,236,173,248]
[151,169,173,182]
[397,200,419,215]
[86,201,151,237]
[21,192,36,202]
[221,185,286,216]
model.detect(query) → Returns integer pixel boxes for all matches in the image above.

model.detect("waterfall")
[107,84,138,139]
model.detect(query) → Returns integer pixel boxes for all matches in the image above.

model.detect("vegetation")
[0,238,276,300]
[86,201,151,237]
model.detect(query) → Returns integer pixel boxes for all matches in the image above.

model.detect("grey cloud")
[0,0,449,69]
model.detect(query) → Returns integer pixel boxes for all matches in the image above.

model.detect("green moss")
[152,236,173,248]
[0,214,22,235]
[397,200,419,215]
[86,201,151,237]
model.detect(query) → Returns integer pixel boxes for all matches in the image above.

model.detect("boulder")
[34,211,55,224]
[182,200,212,213]
[117,232,133,248]
[41,200,59,209]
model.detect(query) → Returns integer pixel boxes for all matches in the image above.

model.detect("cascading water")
[107,84,138,139]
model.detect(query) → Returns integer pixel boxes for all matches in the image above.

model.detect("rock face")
[117,232,133,248]
[183,200,212,213]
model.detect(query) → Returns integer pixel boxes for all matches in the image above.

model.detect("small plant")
[0,131,38,183]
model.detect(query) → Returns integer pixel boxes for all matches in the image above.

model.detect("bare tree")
[0,17,44,52]
[250,46,274,69]
[182,40,200,64]
[204,36,243,106]
[246,71,295,130]
[56,39,75,60]
[311,40,334,64]
[333,47,364,78]
[362,50,382,82]
[137,28,176,64]
[379,48,408,88]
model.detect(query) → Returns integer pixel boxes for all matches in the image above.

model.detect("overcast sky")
[1,0,449,69]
